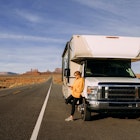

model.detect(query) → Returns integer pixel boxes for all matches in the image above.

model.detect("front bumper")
[87,100,140,113]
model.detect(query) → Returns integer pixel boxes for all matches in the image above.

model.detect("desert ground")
[0,73,62,89]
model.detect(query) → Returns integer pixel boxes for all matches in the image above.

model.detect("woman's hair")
[74,71,81,76]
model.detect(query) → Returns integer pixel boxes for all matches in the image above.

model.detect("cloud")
[73,0,140,16]
[15,9,42,23]
[0,0,140,73]
[0,45,63,73]
[0,33,65,43]
[71,0,140,37]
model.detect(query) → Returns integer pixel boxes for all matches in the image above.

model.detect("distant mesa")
[0,72,18,75]
[23,68,62,75]
[0,68,62,76]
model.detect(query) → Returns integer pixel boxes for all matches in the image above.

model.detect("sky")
[0,0,140,74]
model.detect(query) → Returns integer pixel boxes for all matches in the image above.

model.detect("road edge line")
[30,82,52,140]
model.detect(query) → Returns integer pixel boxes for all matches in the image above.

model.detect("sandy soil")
[0,73,62,89]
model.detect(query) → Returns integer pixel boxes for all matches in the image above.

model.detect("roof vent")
[106,36,119,39]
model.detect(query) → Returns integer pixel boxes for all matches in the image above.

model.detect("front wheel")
[81,98,91,121]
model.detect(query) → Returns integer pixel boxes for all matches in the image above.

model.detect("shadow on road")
[90,112,140,121]
[91,113,108,121]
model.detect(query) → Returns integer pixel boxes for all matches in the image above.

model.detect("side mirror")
[64,68,70,77]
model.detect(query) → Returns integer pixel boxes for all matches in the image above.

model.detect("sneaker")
[65,116,73,121]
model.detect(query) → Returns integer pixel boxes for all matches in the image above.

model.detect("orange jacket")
[71,77,84,98]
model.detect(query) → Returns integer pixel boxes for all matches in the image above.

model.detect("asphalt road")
[0,78,140,140]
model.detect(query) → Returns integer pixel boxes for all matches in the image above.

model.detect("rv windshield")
[85,60,136,78]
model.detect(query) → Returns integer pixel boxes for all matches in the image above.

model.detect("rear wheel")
[81,98,91,121]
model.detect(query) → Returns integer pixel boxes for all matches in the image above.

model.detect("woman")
[65,71,84,121]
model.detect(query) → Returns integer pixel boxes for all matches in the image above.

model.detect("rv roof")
[70,35,140,61]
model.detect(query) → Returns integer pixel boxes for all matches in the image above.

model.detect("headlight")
[87,86,98,94]
[87,86,98,99]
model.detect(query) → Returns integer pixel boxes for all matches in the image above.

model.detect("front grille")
[99,83,140,101]
[108,87,135,99]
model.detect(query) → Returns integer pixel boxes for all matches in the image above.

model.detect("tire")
[81,98,91,121]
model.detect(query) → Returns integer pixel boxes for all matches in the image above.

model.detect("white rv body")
[62,35,140,121]
[70,35,140,60]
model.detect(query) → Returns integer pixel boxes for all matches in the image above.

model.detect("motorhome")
[62,35,140,121]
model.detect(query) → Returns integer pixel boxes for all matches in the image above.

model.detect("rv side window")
[64,68,70,77]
